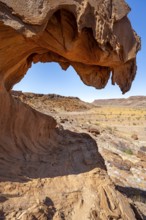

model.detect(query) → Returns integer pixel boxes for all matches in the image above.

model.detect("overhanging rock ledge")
[0,1,142,219]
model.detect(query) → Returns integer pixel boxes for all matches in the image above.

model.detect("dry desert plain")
[12,91,146,217]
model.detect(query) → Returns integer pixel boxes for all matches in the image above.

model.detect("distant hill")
[93,96,146,107]
[11,90,93,113]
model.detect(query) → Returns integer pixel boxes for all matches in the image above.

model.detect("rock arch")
[0,0,141,219]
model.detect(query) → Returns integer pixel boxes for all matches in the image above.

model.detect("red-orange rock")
[0,1,141,219]
[0,0,140,93]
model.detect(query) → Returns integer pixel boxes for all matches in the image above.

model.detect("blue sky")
[14,0,146,102]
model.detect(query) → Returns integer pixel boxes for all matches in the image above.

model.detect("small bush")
[124,148,133,155]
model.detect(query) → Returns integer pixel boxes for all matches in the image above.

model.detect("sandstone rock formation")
[0,0,141,219]
[0,0,140,93]
[0,92,141,219]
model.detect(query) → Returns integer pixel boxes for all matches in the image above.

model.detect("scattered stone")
[88,125,100,136]
[131,134,139,140]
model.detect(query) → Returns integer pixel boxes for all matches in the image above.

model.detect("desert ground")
[12,91,146,217]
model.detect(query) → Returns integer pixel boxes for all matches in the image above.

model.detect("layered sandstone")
[0,91,140,219]
[0,0,141,219]
[0,0,140,93]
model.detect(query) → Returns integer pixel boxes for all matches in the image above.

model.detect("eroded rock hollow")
[0,0,141,219]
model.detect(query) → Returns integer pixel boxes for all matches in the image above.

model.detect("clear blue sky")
[14,0,146,102]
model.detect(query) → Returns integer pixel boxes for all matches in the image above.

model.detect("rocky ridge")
[93,96,146,107]
[11,90,93,113]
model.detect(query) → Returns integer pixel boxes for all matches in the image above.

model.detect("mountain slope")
[93,96,146,107]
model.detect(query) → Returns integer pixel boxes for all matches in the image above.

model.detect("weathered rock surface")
[0,0,140,93]
[0,91,142,219]
[9,91,146,219]
[12,90,93,113]
[0,0,142,219]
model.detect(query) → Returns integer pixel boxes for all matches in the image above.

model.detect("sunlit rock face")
[0,1,142,219]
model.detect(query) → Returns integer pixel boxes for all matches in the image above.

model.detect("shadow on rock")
[116,185,146,203]
[0,128,106,182]
[43,197,56,219]
[116,185,146,220]
[0,210,5,220]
